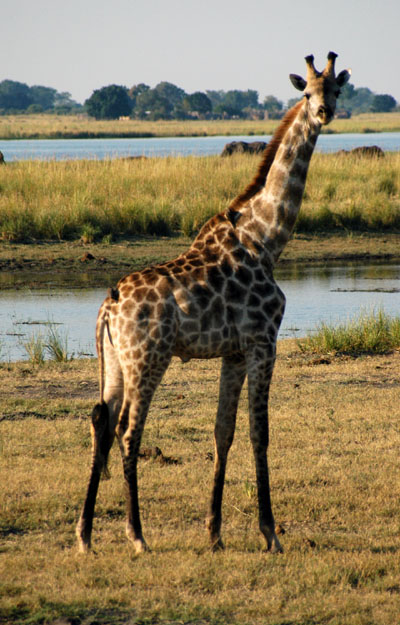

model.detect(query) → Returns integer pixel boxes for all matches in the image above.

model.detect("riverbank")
[1,111,400,140]
[1,233,400,290]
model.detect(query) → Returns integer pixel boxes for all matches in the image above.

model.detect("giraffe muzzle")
[317,105,333,124]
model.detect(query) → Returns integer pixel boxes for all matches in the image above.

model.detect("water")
[0,263,398,361]
[1,131,400,161]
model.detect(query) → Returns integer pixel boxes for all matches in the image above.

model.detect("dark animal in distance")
[221,141,268,157]
[338,145,384,158]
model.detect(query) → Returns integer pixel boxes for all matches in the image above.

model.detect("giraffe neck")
[236,101,320,264]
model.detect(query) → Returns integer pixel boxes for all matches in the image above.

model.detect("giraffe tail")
[91,402,111,479]
[92,303,113,478]
[96,303,113,405]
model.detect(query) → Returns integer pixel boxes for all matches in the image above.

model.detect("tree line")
[85,81,398,120]
[0,80,82,114]
[0,78,398,120]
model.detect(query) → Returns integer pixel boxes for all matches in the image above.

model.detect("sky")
[2,0,400,106]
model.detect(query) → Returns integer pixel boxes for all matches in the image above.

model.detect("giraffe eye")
[304,93,311,100]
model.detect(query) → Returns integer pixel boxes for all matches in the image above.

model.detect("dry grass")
[1,342,400,624]
[1,112,400,140]
[1,152,400,242]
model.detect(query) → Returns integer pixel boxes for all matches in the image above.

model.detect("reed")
[298,309,400,355]
[0,152,399,242]
[21,332,46,365]
[20,325,71,364]
[1,112,400,140]
[45,324,71,362]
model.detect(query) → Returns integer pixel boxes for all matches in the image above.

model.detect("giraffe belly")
[173,319,240,360]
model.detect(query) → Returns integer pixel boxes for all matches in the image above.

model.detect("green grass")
[1,152,400,242]
[21,324,71,364]
[45,325,71,362]
[298,309,400,356]
[21,332,46,365]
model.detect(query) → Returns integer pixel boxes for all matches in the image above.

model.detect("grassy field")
[1,152,400,243]
[1,339,400,625]
[1,111,400,140]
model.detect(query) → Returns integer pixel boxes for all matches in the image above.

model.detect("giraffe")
[76,52,351,554]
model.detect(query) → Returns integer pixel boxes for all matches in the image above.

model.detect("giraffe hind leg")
[76,401,114,552]
[117,353,173,554]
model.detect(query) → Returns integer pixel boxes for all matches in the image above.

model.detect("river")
[1,133,399,361]
[1,262,399,361]
[1,132,400,161]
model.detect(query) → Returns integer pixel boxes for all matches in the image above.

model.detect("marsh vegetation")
[1,152,400,242]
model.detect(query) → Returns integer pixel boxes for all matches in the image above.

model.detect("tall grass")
[21,332,46,365]
[21,324,71,364]
[298,152,400,232]
[0,152,399,242]
[45,324,71,362]
[298,309,400,356]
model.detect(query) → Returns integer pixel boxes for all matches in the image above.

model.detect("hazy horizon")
[2,0,399,107]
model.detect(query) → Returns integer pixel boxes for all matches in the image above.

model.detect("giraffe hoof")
[77,538,91,554]
[268,534,283,554]
[129,537,150,555]
[210,537,225,552]
[76,522,91,553]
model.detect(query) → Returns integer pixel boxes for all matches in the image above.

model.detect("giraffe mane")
[227,99,305,214]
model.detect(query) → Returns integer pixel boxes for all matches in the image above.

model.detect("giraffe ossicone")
[76,52,350,554]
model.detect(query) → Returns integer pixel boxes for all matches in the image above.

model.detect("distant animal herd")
[221,141,384,158]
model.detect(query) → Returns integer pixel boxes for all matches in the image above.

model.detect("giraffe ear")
[336,69,351,87]
[289,74,307,92]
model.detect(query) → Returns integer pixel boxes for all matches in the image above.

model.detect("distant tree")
[287,97,302,109]
[134,89,173,120]
[128,83,150,108]
[243,90,259,109]
[85,85,132,119]
[345,87,374,114]
[30,85,57,111]
[215,89,260,117]
[371,94,397,113]
[0,80,33,112]
[154,81,186,108]
[206,90,225,109]
[183,92,212,117]
[263,95,283,118]
[54,91,82,113]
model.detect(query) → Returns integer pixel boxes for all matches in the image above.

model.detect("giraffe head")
[289,52,351,126]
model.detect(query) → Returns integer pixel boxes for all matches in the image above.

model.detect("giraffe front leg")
[247,347,283,554]
[206,355,246,551]
[118,411,149,555]
[123,457,148,554]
